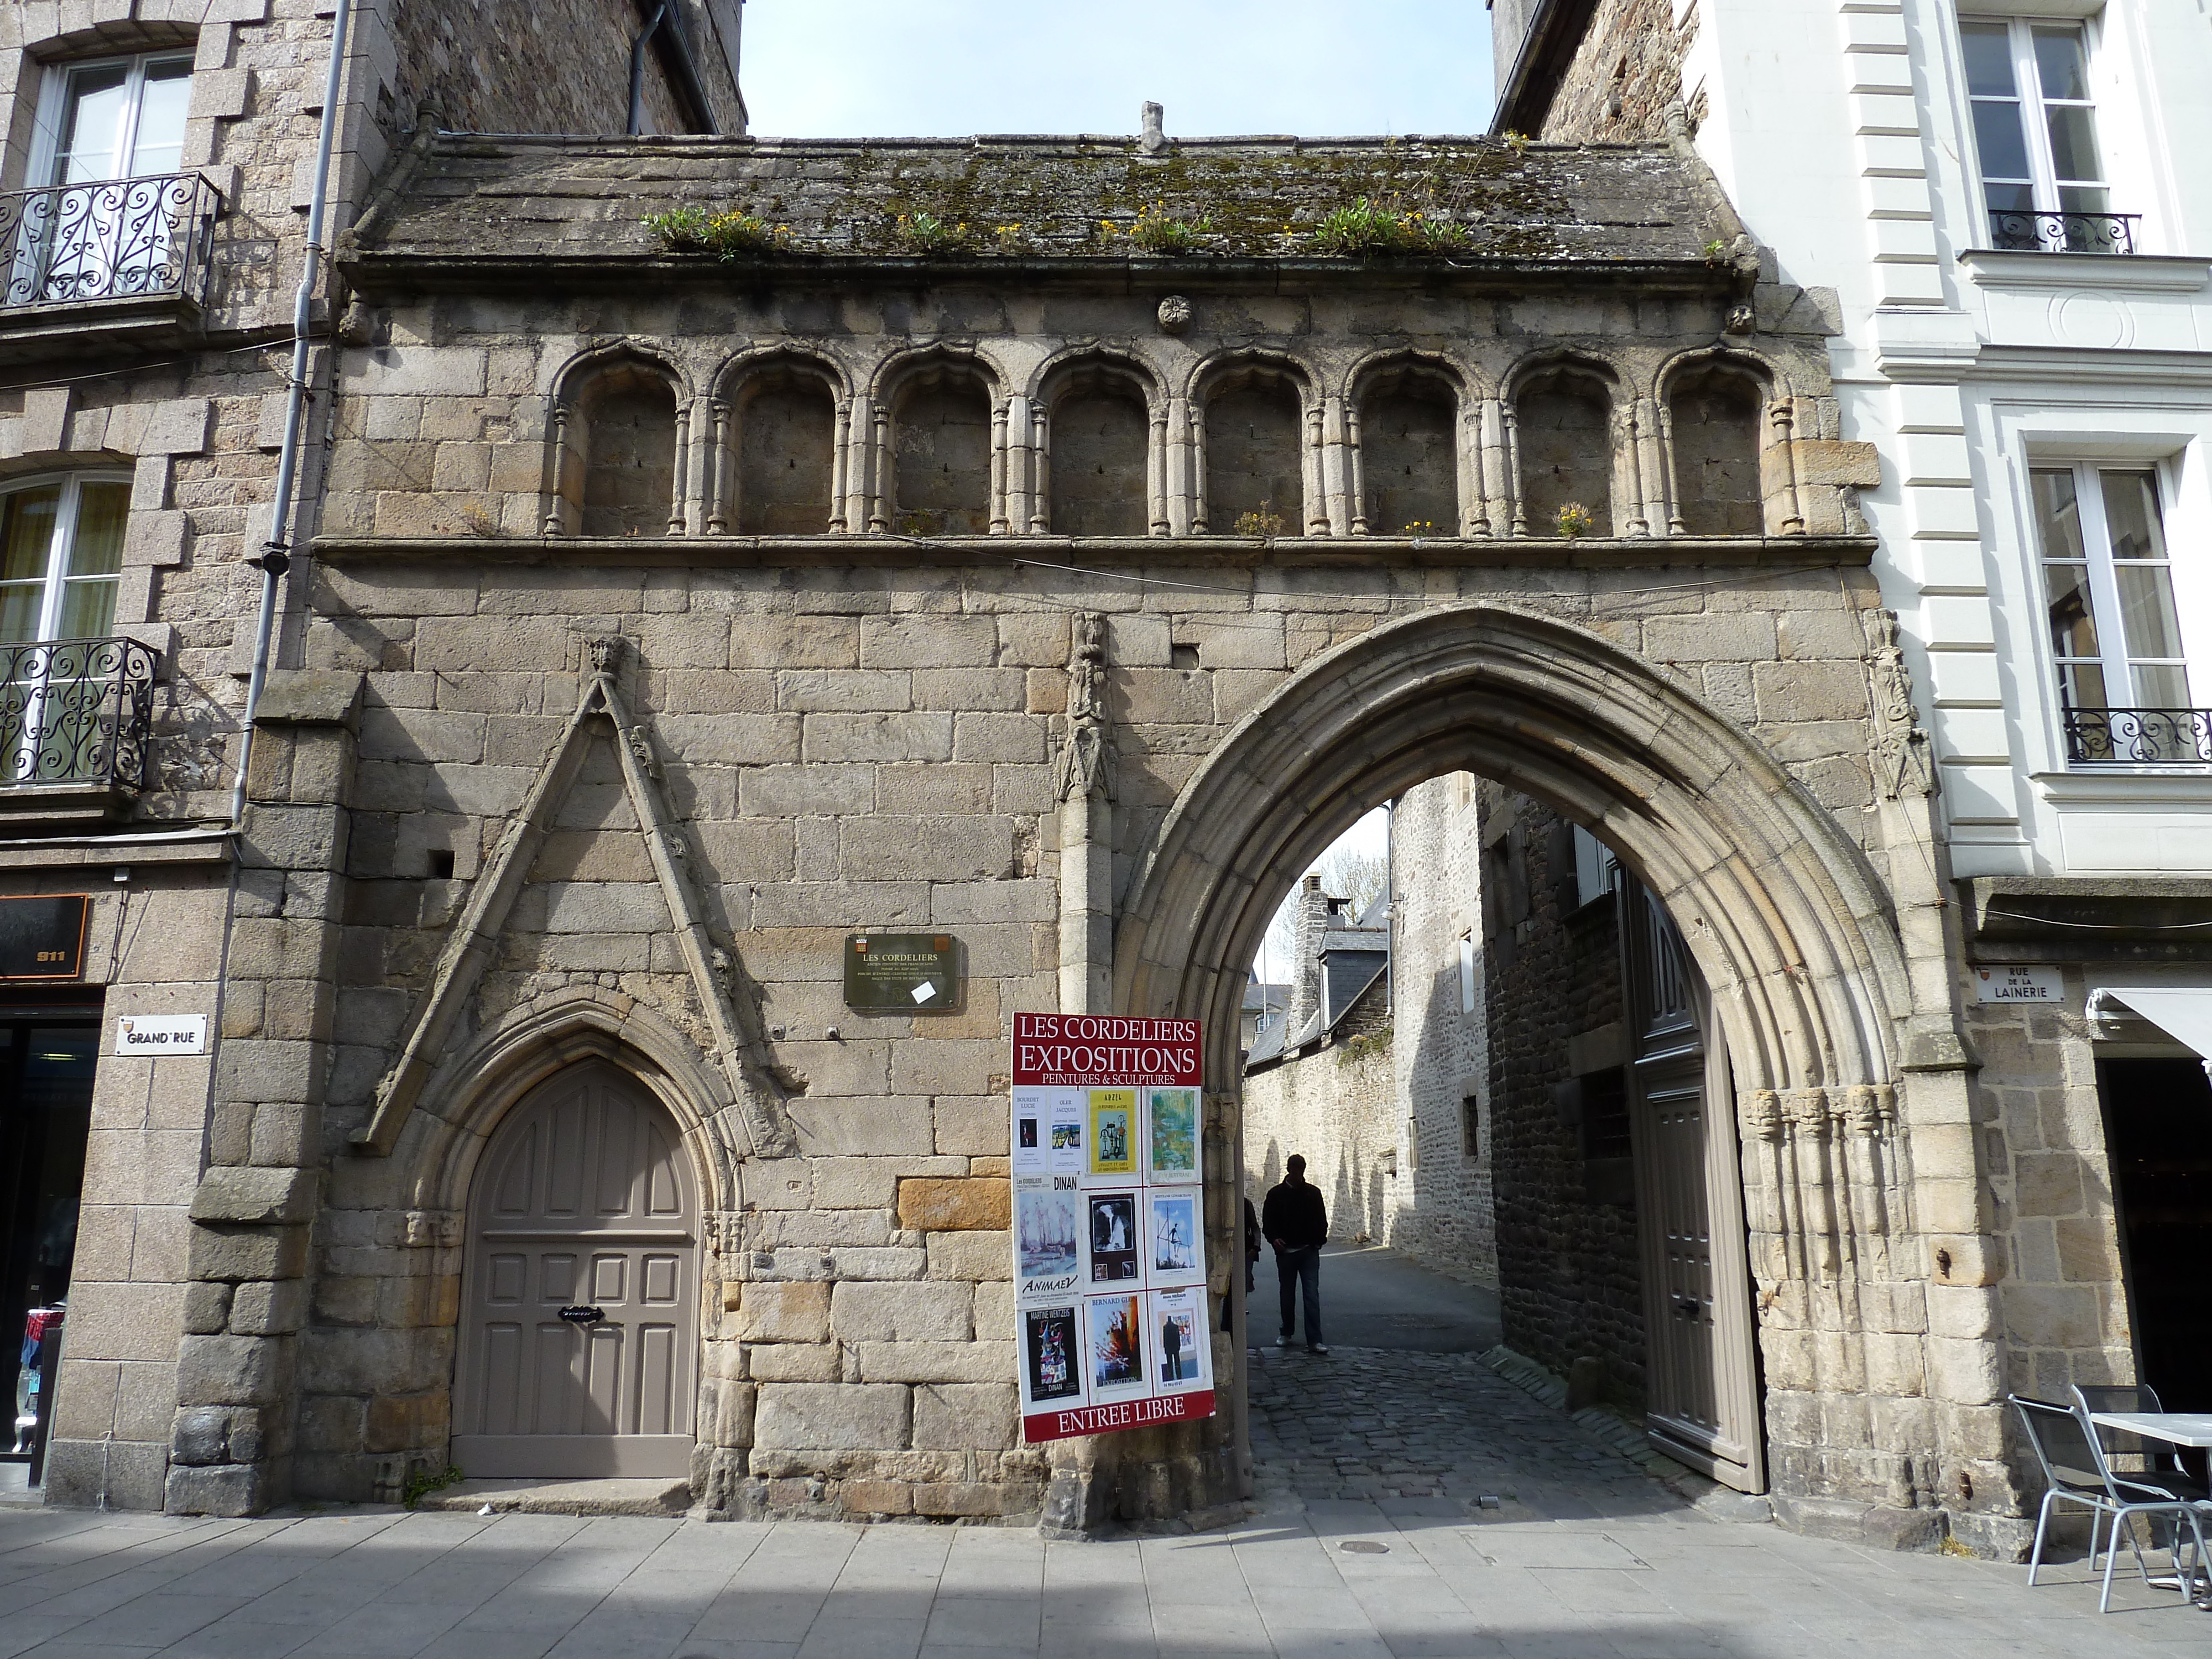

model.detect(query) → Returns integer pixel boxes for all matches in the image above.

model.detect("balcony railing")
[0,171,221,311]
[1988,209,2140,255]
[0,638,156,791]
[2063,706,2212,765]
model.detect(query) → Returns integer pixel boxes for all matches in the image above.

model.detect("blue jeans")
[1276,1245,1323,1346]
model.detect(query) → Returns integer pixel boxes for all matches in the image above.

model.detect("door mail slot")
[557,1305,604,1325]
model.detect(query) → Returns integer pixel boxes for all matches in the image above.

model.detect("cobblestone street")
[1247,1344,1679,1516]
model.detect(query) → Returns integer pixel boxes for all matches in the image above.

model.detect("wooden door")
[1621,881,1765,1493]
[452,1066,698,1479]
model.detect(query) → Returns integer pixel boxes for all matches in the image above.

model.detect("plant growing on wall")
[1305,197,1470,257]
[1556,502,1595,539]
[1234,502,1287,538]
[642,206,795,259]
[1100,200,1215,256]
[889,211,975,255]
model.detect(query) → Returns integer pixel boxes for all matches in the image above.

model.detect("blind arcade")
[1009,1014,1214,1443]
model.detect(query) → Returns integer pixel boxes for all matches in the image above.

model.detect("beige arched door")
[452,1066,698,1478]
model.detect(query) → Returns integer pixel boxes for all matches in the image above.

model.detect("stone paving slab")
[2,1338,2205,1656]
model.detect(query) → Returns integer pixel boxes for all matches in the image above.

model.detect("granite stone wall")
[1478,786,1645,1409]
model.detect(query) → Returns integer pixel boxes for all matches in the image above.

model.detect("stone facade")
[2,12,2057,1551]
[1477,785,1644,1408]
[1389,775,1498,1288]
[0,0,740,1515]
[1239,776,1500,1290]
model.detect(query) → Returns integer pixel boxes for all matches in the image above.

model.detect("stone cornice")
[335,249,1743,302]
[311,531,1877,570]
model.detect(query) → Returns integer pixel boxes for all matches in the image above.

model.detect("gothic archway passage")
[1109,602,1958,1530]
[452,1064,700,1479]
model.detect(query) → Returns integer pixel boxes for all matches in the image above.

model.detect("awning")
[2088,987,2212,1058]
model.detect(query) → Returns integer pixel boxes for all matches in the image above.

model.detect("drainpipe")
[628,0,720,135]
[629,1,671,134]
[231,0,352,824]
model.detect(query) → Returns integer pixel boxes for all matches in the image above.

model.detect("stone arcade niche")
[1666,363,1766,537]
[1048,366,1150,537]
[1357,366,1460,536]
[1204,367,1306,536]
[1516,364,1615,538]
[734,363,839,535]
[576,361,682,538]
[891,361,994,535]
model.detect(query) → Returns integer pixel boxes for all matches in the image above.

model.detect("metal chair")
[2072,1383,2208,1503]
[2011,1395,2208,1612]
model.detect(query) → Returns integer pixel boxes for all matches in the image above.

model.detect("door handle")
[557,1305,606,1326]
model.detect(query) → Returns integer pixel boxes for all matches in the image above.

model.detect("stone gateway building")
[3,1,2149,1562]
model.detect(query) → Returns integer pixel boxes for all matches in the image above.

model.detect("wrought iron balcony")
[1987,209,2140,255]
[0,171,222,311]
[0,638,156,795]
[2063,706,2212,765]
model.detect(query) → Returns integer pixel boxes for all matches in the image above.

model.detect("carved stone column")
[1051,612,1114,1015]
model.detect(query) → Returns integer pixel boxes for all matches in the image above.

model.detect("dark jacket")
[1262,1177,1328,1251]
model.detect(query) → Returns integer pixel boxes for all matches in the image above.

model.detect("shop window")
[1050,385,1148,537]
[1206,377,1303,536]
[1961,18,2132,252]
[1516,368,1614,538]
[2,1022,98,1486]
[735,371,836,535]
[578,366,680,538]
[1667,366,1764,536]
[1360,375,1458,536]
[2032,463,2204,762]
[892,368,993,536]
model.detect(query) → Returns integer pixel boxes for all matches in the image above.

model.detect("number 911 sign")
[1008,1014,1214,1443]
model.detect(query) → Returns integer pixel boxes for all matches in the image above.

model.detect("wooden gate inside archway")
[452,1064,700,1479]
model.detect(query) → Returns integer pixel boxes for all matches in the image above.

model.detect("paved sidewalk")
[1,1489,2205,1658]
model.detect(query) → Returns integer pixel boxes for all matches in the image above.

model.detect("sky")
[740,2,1499,139]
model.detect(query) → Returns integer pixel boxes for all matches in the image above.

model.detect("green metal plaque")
[844,933,962,1014]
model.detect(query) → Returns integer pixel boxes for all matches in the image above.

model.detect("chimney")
[1140,101,1167,155]
[1285,872,1331,1041]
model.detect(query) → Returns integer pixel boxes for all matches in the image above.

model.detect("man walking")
[1262,1154,1329,1354]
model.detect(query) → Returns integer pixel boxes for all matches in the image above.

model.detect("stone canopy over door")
[452,1065,699,1479]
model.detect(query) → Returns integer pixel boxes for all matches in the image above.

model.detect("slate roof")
[346,132,1739,277]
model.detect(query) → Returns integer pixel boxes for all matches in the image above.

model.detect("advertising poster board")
[1010,1013,1214,1443]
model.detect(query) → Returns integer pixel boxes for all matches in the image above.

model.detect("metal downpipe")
[231,0,352,824]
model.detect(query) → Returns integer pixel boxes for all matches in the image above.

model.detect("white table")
[2092,1413,2212,1606]
[2093,1411,2212,1449]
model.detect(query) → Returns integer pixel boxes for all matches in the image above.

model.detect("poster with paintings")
[1146,1189,1205,1288]
[1009,1015,1217,1442]
[1014,1174,1086,1301]
[1014,1087,1085,1177]
[1086,1293,1147,1399]
[1147,1087,1198,1180]
[1087,1088,1136,1181]
[1024,1306,1082,1404]
[1148,1287,1211,1391]
[1088,1193,1139,1284]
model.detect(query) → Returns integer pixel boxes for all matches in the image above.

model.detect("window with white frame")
[1571,822,1619,910]
[1960,18,2128,252]
[0,476,127,644]
[36,52,193,188]
[0,474,140,787]
[2031,463,2204,763]
[13,51,195,306]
